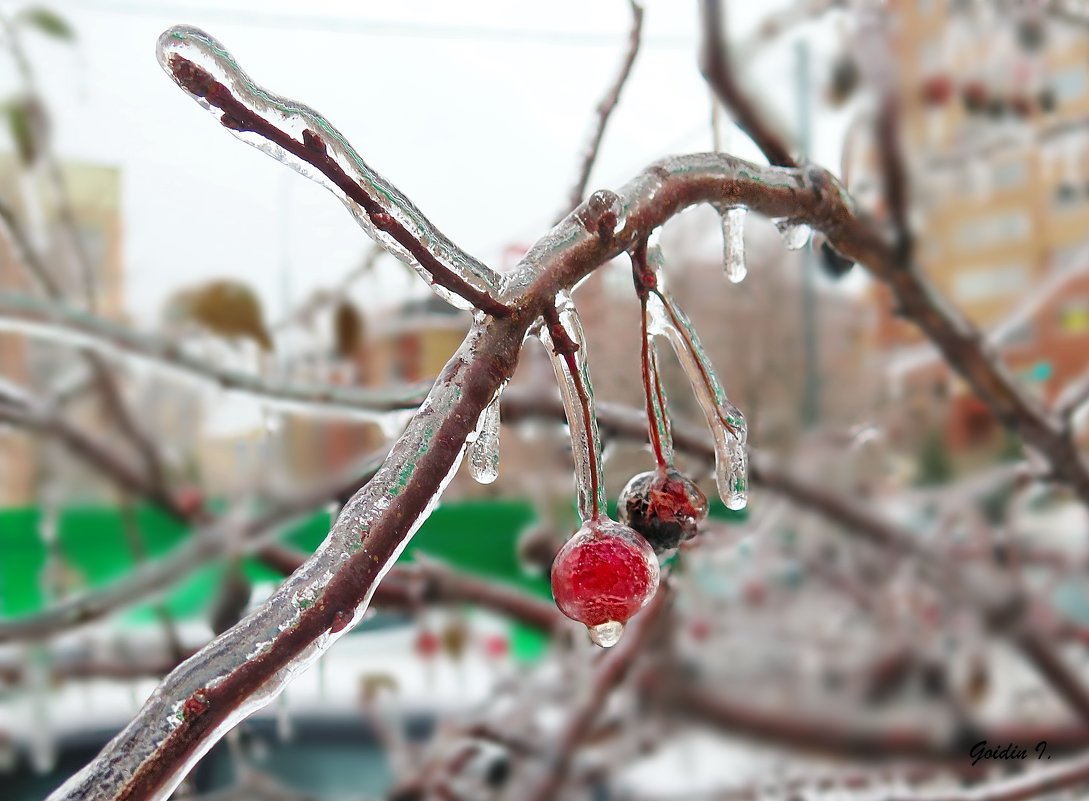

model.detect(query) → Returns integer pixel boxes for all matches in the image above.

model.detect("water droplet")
[776,221,810,250]
[588,620,624,648]
[720,207,747,283]
[468,390,501,484]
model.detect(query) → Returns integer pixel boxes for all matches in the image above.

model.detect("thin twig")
[523,589,669,801]
[554,0,644,223]
[0,292,431,418]
[698,0,797,168]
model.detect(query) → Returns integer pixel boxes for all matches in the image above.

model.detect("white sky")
[1,0,849,323]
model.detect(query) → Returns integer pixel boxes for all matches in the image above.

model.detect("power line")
[51,0,695,48]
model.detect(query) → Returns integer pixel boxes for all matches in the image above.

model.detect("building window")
[1001,320,1034,347]
[392,333,422,382]
[955,211,1031,251]
[1054,182,1083,212]
[952,263,1029,303]
[1058,301,1089,334]
[993,161,1027,190]
[1053,66,1087,103]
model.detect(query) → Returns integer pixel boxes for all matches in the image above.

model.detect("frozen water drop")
[776,221,810,251]
[720,207,747,283]
[468,391,501,484]
[587,620,624,648]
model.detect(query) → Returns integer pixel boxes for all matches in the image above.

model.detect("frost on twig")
[157,25,511,318]
[0,292,430,420]
[538,293,608,522]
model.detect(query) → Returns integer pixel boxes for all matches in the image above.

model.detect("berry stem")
[630,241,673,471]
[542,302,606,521]
[640,298,669,470]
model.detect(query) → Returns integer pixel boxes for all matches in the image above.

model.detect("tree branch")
[698,0,797,168]
[554,0,644,223]
[0,292,431,419]
[523,589,668,801]
[159,28,511,318]
[670,678,1089,762]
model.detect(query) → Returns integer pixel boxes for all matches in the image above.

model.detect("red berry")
[415,628,441,659]
[550,519,659,645]
[962,80,988,114]
[618,469,709,553]
[482,633,509,660]
[174,486,204,517]
[743,580,766,606]
[920,74,954,106]
[689,618,712,642]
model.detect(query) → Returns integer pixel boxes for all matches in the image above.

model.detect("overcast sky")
[1,0,848,324]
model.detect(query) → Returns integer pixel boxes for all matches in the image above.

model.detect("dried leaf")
[168,279,273,351]
[332,299,363,359]
[3,96,48,166]
[16,7,75,41]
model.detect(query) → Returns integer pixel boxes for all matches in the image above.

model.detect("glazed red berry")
[618,469,709,553]
[550,518,659,646]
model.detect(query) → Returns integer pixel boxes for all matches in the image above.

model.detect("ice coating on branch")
[645,341,674,465]
[644,253,747,510]
[538,292,607,521]
[0,293,429,422]
[155,25,502,313]
[468,389,502,484]
[776,220,811,251]
[720,207,747,283]
[46,323,489,801]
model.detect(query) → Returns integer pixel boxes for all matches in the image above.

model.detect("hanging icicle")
[536,292,606,523]
[643,247,748,510]
[467,389,502,485]
[720,206,748,283]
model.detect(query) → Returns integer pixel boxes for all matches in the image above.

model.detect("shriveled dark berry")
[617,468,709,553]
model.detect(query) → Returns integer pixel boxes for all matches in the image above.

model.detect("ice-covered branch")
[499,389,1089,722]
[0,195,171,493]
[700,14,1089,508]
[698,0,797,168]
[0,292,430,419]
[523,589,668,801]
[52,116,1079,796]
[0,427,388,644]
[669,676,1089,763]
[539,296,608,521]
[554,0,644,223]
[158,26,511,318]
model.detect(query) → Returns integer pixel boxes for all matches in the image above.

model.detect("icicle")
[588,620,624,648]
[275,690,294,741]
[644,258,747,510]
[645,333,674,465]
[720,207,747,283]
[156,26,502,312]
[776,220,811,251]
[467,389,502,484]
[27,644,56,774]
[537,292,607,522]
